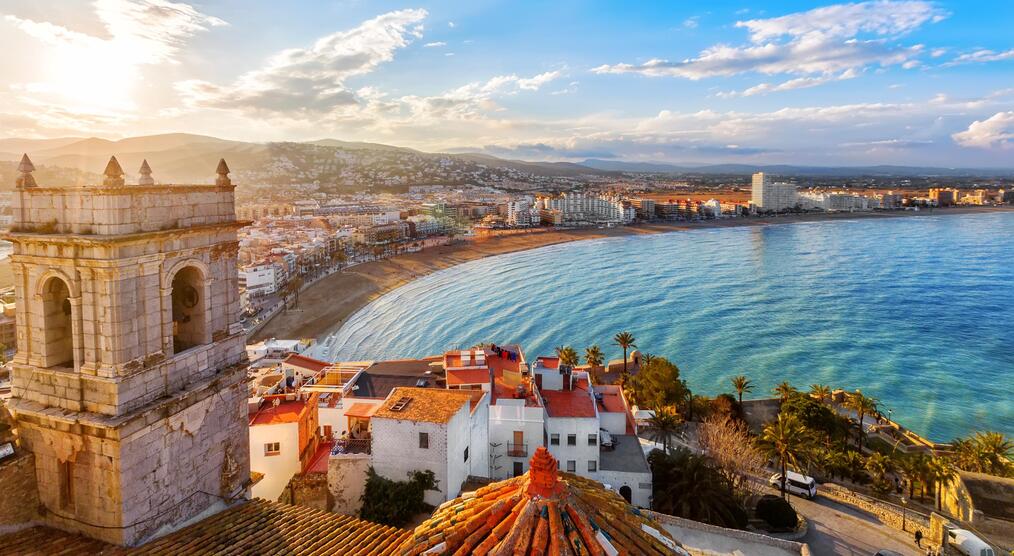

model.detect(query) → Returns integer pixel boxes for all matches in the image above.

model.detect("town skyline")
[1,0,1013,167]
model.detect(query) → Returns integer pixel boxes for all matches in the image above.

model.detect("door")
[513,462,523,477]
[619,485,632,503]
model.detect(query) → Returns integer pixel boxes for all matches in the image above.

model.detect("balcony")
[331,437,371,455]
[506,442,527,457]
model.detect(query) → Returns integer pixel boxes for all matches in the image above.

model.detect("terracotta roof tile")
[394,447,687,555]
[372,387,481,424]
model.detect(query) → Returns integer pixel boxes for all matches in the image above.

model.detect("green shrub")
[360,467,438,527]
[755,494,798,530]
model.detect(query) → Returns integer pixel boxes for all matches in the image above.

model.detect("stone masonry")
[2,157,251,546]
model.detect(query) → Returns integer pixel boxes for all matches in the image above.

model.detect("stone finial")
[215,158,231,186]
[15,153,36,188]
[103,155,125,186]
[138,159,154,185]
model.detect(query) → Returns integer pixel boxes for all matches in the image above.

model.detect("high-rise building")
[751,172,797,212]
[4,156,250,545]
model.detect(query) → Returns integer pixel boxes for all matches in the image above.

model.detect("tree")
[646,406,683,454]
[780,393,850,447]
[648,448,748,529]
[613,331,637,380]
[555,345,579,367]
[951,432,1014,477]
[698,415,766,492]
[282,275,304,309]
[844,389,879,452]
[641,352,656,369]
[759,413,813,499]
[927,456,956,511]
[865,452,894,495]
[731,375,753,405]
[584,345,604,368]
[329,248,348,270]
[625,357,688,411]
[809,384,832,404]
[360,467,439,527]
[773,381,797,403]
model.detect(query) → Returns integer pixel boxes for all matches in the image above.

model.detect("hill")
[578,159,1014,177]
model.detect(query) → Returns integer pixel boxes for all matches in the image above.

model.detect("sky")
[1,0,1013,166]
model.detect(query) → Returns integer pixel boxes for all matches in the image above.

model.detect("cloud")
[593,1,945,92]
[945,48,1014,66]
[176,9,427,116]
[682,17,699,29]
[718,68,860,97]
[423,41,446,47]
[400,71,562,121]
[952,112,1014,149]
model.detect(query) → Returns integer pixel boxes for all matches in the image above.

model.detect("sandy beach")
[252,206,1014,343]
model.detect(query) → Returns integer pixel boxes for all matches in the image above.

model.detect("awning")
[345,402,378,419]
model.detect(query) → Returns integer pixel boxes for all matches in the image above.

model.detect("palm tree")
[844,389,879,452]
[760,413,812,499]
[969,432,1013,476]
[809,384,832,404]
[731,375,753,405]
[773,381,797,403]
[556,346,579,367]
[613,331,637,379]
[641,352,656,370]
[646,406,683,454]
[281,275,304,309]
[584,345,604,369]
[647,448,746,529]
[927,456,956,511]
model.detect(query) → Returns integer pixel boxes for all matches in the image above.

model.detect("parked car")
[948,529,995,556]
[768,470,817,499]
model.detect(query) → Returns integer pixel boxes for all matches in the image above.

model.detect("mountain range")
[2,134,1012,190]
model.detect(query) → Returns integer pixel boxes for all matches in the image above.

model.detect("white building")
[370,387,490,506]
[751,172,797,212]
[798,191,879,211]
[538,192,633,225]
[248,393,319,501]
[240,262,285,295]
[506,198,539,227]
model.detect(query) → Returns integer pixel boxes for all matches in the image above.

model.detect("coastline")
[252,205,1014,343]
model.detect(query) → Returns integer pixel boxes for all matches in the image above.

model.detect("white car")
[768,470,817,499]
[948,529,995,556]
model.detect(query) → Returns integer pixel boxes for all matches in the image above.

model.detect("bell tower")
[4,156,251,545]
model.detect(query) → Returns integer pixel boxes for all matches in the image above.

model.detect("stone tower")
[3,157,250,545]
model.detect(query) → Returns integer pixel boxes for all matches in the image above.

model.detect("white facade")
[751,172,798,212]
[506,198,539,227]
[798,191,879,211]
[539,192,632,225]
[371,394,489,506]
[488,400,545,480]
[249,421,300,500]
[241,262,284,295]
[546,415,600,476]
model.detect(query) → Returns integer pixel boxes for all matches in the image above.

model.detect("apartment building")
[751,172,798,212]
[248,393,321,501]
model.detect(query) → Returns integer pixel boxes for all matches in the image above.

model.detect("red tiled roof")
[283,353,330,372]
[537,356,560,369]
[249,398,307,426]
[446,368,490,386]
[395,447,685,555]
[540,388,596,418]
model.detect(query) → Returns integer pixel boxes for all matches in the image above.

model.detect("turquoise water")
[324,213,1014,441]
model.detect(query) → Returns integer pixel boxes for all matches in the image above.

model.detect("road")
[780,487,925,556]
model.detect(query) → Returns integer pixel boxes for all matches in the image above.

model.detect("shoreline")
[252,206,1014,343]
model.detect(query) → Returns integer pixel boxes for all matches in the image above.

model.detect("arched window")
[619,485,632,503]
[171,266,207,354]
[40,276,75,368]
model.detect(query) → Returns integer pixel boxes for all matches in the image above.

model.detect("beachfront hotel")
[751,172,799,212]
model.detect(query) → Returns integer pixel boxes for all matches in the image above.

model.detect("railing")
[331,438,371,455]
[507,443,527,457]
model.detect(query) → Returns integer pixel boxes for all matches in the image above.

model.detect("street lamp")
[901,496,908,532]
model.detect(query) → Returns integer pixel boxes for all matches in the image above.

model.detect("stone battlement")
[10,184,237,236]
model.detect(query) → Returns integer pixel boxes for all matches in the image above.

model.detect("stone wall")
[645,510,811,556]
[821,483,932,540]
[328,454,370,516]
[0,451,40,531]
[279,473,330,511]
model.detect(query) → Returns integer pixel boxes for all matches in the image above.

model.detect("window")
[567,434,576,446]
[588,461,597,472]
[567,460,576,473]
[464,447,469,462]
[40,276,75,368]
[550,434,560,445]
[171,266,207,353]
[419,432,429,449]
[58,460,73,509]
[588,434,597,446]
[264,442,280,456]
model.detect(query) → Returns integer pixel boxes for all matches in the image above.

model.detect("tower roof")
[139,159,152,174]
[396,446,685,555]
[17,153,35,173]
[216,158,230,175]
[104,156,124,177]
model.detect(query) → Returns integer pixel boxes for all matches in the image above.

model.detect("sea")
[318,212,1014,442]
